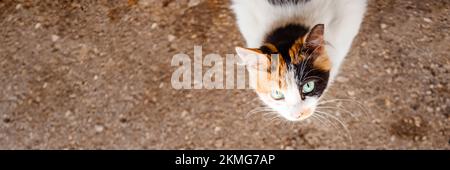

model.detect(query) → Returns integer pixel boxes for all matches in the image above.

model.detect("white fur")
[232,0,367,121]
[232,0,367,79]
[258,69,319,121]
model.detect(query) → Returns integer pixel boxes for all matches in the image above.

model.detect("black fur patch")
[264,24,309,64]
[260,45,276,55]
[268,0,310,6]
[262,23,329,98]
[294,61,329,99]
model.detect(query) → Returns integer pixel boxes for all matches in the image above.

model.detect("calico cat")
[232,0,367,121]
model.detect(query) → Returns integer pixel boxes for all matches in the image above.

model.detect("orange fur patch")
[313,54,331,71]
[263,43,278,53]
[254,53,288,93]
[288,37,306,64]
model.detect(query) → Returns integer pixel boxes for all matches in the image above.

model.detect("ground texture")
[0,0,449,149]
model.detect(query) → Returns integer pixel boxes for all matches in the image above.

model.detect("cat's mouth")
[284,108,314,121]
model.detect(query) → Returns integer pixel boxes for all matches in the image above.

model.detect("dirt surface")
[0,0,449,149]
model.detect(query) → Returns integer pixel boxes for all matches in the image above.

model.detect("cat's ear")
[304,24,325,51]
[235,47,269,71]
[304,24,331,71]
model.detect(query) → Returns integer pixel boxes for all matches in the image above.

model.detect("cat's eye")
[271,90,285,100]
[302,81,315,94]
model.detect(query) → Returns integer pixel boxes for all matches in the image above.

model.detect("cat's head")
[236,24,331,121]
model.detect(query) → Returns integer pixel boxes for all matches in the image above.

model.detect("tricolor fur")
[232,0,366,121]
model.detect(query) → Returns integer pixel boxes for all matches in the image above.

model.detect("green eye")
[271,89,285,100]
[302,81,315,94]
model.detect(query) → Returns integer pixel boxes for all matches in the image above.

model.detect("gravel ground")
[0,0,449,149]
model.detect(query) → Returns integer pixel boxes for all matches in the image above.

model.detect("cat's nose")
[293,108,313,119]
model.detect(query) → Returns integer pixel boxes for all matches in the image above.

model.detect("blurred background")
[0,0,448,149]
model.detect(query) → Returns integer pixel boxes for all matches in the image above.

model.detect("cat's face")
[236,24,330,121]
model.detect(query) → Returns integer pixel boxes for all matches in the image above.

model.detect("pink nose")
[292,108,312,119]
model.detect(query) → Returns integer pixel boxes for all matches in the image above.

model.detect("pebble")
[380,23,388,29]
[412,116,421,127]
[435,107,441,112]
[386,68,392,74]
[363,64,369,69]
[65,110,72,117]
[421,136,427,141]
[51,35,60,42]
[347,91,355,96]
[151,97,157,103]
[423,17,432,23]
[167,34,176,42]
[403,118,412,124]
[188,0,202,8]
[94,125,104,132]
[35,23,42,29]
[385,99,392,107]
[181,110,188,117]
[372,119,381,124]
[390,136,396,142]
[16,4,22,10]
[214,126,222,133]
[151,23,158,29]
[285,146,294,150]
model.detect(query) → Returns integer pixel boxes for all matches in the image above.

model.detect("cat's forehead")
[260,42,331,72]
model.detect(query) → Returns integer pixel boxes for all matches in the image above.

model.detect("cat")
[232,0,367,121]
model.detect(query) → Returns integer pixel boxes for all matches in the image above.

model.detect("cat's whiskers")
[310,115,325,127]
[248,106,272,110]
[246,107,273,118]
[279,118,293,129]
[299,52,312,80]
[314,110,353,144]
[313,111,339,130]
[316,106,360,120]
[251,97,261,102]
[289,120,297,129]
[264,113,284,126]
[299,45,321,81]
[311,113,331,128]
[301,68,319,81]
[246,106,281,120]
[303,75,325,81]
[318,98,369,119]
[262,111,277,118]
[324,40,335,49]
[246,108,273,118]
[297,46,313,79]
